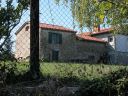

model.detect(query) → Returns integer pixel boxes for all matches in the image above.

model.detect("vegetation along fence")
[0,0,128,96]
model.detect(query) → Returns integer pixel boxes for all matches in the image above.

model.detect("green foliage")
[0,36,14,61]
[55,0,128,33]
[0,61,18,85]
[77,68,128,96]
[0,61,29,85]
[1,62,128,95]
[40,63,128,95]
[40,63,126,80]
[0,0,29,52]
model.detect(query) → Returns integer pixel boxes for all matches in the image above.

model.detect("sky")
[1,0,109,52]
[1,0,110,35]
[12,0,89,34]
[1,0,82,51]
[10,0,90,51]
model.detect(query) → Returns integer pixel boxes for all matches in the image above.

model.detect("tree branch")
[0,10,24,51]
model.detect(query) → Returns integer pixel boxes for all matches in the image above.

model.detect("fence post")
[30,0,40,79]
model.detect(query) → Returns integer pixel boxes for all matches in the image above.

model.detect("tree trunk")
[30,0,40,79]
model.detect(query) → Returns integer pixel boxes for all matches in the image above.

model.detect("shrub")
[77,68,128,96]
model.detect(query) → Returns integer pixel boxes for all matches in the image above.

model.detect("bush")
[0,61,30,85]
[77,68,128,96]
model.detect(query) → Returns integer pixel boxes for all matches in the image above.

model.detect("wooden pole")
[30,0,40,79]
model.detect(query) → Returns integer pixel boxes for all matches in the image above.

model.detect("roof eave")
[40,28,77,33]
[77,36,107,43]
[82,39,107,43]
[15,21,30,35]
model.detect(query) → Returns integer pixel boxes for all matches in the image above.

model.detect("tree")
[30,0,40,79]
[0,36,14,61]
[55,0,128,33]
[0,0,29,53]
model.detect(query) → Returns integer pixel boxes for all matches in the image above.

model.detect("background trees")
[55,0,128,33]
[0,0,29,59]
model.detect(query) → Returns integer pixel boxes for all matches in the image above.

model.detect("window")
[25,26,29,31]
[108,36,113,42]
[48,32,62,44]
[88,55,95,60]
[52,50,59,61]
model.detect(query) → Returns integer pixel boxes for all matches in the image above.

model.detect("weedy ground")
[1,61,128,96]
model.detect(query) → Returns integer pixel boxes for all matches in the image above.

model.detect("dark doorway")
[52,50,59,61]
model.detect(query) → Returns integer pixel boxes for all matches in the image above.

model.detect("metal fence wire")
[39,0,108,64]
[0,0,128,83]
[1,0,128,95]
[0,0,125,75]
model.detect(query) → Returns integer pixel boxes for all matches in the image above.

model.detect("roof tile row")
[40,23,76,33]
[17,22,111,43]
[40,23,111,43]
[77,28,112,43]
[77,34,107,43]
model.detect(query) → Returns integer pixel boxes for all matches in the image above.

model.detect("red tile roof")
[39,23,76,33]
[83,28,112,36]
[82,32,92,36]
[77,34,107,43]
[15,22,76,35]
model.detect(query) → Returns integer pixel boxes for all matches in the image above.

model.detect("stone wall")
[117,52,128,64]
[39,29,77,62]
[39,29,106,63]
[108,51,128,64]
[15,25,106,63]
[75,40,106,63]
[15,24,30,59]
[93,33,128,64]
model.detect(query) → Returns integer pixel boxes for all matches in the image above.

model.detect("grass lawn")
[1,61,128,96]
[1,61,128,80]
[40,62,128,80]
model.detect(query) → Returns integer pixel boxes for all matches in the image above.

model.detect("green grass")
[40,62,127,80]
[2,61,127,80]
[1,61,128,96]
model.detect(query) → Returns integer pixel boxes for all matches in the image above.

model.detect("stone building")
[82,28,128,64]
[15,22,106,63]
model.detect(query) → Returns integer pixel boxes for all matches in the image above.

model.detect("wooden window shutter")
[48,32,52,44]
[59,34,62,44]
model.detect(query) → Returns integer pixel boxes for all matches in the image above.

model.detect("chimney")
[93,24,100,32]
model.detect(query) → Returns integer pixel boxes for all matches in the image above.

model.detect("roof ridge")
[16,22,76,35]
[39,23,76,32]
[81,28,112,36]
[77,34,107,43]
[40,23,66,28]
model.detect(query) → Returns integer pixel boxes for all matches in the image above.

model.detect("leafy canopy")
[55,0,128,33]
[0,0,29,51]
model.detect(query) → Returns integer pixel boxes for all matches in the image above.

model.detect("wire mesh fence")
[1,0,128,96]
[38,0,128,82]
[0,0,127,79]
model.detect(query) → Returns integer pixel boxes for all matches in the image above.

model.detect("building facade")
[15,22,106,63]
[84,28,128,64]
